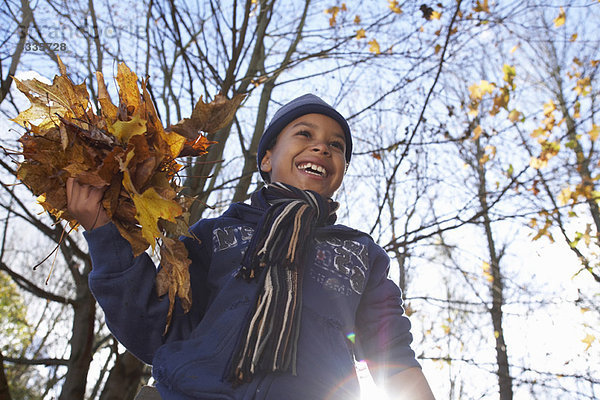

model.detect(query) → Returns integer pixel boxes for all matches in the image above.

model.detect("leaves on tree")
[12,58,244,332]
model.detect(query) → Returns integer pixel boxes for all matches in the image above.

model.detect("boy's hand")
[66,178,110,231]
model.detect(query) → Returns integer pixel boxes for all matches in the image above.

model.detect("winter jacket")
[85,194,419,399]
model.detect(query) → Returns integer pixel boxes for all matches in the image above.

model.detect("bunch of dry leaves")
[11,57,244,331]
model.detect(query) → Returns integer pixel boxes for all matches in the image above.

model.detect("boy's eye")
[297,130,311,137]
[331,141,344,150]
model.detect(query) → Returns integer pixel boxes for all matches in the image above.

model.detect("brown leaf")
[157,237,192,334]
[169,93,245,139]
[96,71,118,124]
[116,63,141,117]
[113,219,150,256]
[178,135,216,157]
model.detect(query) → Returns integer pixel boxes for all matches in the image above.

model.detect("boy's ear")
[260,150,272,173]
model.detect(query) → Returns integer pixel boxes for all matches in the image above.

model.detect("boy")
[67,94,435,399]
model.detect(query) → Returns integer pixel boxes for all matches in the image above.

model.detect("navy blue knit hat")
[257,94,352,182]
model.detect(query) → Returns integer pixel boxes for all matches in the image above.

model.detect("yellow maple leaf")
[554,7,566,27]
[431,11,441,20]
[582,333,595,351]
[131,186,183,248]
[508,109,522,122]
[356,28,366,39]
[543,100,556,116]
[473,125,483,140]
[589,124,599,142]
[109,115,147,144]
[575,77,591,96]
[558,187,572,206]
[354,15,361,24]
[12,64,89,129]
[503,64,516,87]
[482,261,494,282]
[469,80,495,101]
[388,0,402,14]
[529,156,547,169]
[368,39,381,54]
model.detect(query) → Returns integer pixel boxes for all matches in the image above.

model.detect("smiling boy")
[68,94,434,399]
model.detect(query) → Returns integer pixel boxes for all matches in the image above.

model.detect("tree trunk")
[475,139,513,400]
[100,350,145,400]
[0,350,11,400]
[58,286,96,400]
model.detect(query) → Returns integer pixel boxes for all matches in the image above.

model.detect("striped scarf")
[228,182,339,384]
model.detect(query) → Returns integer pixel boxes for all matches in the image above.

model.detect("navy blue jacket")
[86,199,419,399]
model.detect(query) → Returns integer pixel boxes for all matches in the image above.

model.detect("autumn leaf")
[157,237,192,334]
[368,39,381,54]
[553,7,566,28]
[128,178,183,249]
[169,93,245,139]
[508,109,522,123]
[11,67,89,129]
[582,333,595,351]
[109,115,147,144]
[116,63,141,116]
[482,261,493,283]
[325,4,346,27]
[12,60,242,335]
[356,28,366,40]
[502,64,516,88]
[469,80,495,101]
[473,0,489,13]
[388,0,401,14]
[472,125,483,140]
[588,124,599,142]
[178,135,216,157]
[96,71,118,124]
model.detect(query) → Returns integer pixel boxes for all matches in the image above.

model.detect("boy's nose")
[311,142,330,155]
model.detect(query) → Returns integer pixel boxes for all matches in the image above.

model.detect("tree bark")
[0,350,11,400]
[58,284,96,400]
[0,0,33,105]
[100,350,145,400]
[475,139,513,400]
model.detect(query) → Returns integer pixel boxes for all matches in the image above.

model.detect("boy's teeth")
[298,162,326,176]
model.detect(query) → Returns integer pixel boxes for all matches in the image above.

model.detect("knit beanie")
[256,94,353,182]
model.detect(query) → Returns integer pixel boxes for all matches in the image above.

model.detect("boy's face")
[260,113,347,198]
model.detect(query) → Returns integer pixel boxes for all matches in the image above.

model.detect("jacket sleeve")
[354,242,420,384]
[85,221,211,364]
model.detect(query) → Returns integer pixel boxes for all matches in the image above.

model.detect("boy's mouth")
[297,162,327,177]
